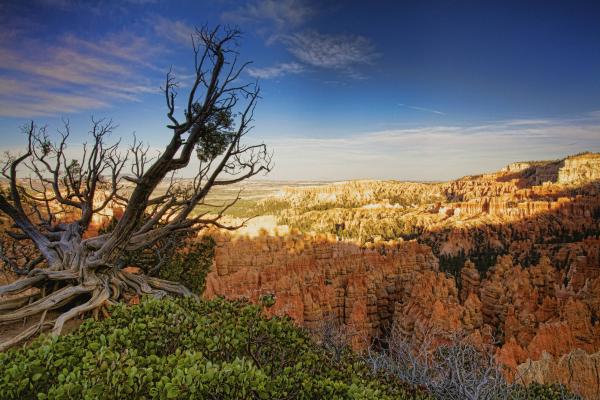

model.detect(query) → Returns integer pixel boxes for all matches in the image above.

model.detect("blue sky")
[1,0,599,180]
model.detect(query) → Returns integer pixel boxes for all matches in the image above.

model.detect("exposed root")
[0,285,92,323]
[0,270,78,297]
[0,268,193,352]
[52,288,110,335]
[0,292,40,311]
[118,271,192,298]
[0,309,52,352]
[0,275,45,296]
[118,271,154,295]
[101,304,111,319]
[147,276,192,297]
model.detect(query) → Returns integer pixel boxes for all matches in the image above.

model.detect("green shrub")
[0,297,427,400]
[158,236,215,294]
[511,382,582,399]
[100,218,215,295]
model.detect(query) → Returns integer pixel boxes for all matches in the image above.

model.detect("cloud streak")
[223,1,377,81]
[247,62,304,79]
[588,110,600,119]
[222,0,313,30]
[263,118,600,181]
[398,103,446,115]
[283,31,376,76]
[246,30,377,81]
[0,25,164,117]
[151,15,194,46]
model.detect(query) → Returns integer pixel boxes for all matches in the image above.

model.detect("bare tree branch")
[0,26,270,349]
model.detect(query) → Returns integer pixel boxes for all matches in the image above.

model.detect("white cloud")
[222,0,312,29]
[223,2,376,80]
[399,103,446,115]
[283,31,376,77]
[151,15,194,46]
[262,119,600,181]
[0,26,163,117]
[63,31,165,71]
[502,118,552,126]
[247,62,303,79]
[0,77,109,117]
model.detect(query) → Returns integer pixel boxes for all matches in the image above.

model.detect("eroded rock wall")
[203,152,600,398]
[204,233,439,347]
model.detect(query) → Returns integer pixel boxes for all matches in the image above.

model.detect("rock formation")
[203,152,600,398]
[517,350,600,400]
[204,232,439,348]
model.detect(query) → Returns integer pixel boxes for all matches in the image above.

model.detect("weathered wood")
[0,26,270,349]
[0,285,91,322]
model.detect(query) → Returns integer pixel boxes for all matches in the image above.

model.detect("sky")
[1,0,599,181]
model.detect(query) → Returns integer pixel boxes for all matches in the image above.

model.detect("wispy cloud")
[222,0,313,30]
[223,1,376,81]
[588,110,600,118]
[398,103,446,115]
[264,118,600,180]
[502,118,552,126]
[244,30,377,80]
[0,25,163,117]
[62,31,165,72]
[0,78,108,117]
[247,62,304,79]
[282,31,377,78]
[151,15,194,46]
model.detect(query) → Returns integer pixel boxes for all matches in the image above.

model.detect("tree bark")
[0,26,270,350]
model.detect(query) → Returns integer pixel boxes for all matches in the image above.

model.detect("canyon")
[1,152,598,398]
[203,152,600,399]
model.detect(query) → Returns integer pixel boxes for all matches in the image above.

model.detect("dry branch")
[0,26,270,350]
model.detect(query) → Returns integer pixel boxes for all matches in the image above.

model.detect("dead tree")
[0,26,271,350]
[310,317,357,363]
[364,326,512,400]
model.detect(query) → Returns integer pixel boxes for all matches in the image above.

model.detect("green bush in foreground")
[0,297,426,400]
[158,236,216,294]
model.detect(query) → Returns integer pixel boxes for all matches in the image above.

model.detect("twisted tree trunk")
[0,26,271,350]
[0,233,192,351]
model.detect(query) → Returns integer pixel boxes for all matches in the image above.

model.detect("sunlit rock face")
[558,152,600,185]
[517,350,600,400]
[3,151,597,396]
[13,153,593,394]
[203,152,600,398]
[204,232,439,349]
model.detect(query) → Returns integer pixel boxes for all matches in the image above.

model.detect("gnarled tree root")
[0,317,54,352]
[51,288,110,335]
[0,270,193,351]
[0,270,78,296]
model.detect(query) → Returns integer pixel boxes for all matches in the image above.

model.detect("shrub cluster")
[0,297,427,399]
[158,235,215,294]
[510,383,582,399]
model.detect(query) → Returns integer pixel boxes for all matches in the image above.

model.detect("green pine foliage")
[0,297,428,400]
[158,236,215,294]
